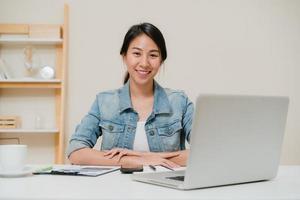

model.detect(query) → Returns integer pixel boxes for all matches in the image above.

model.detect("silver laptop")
[131,94,289,190]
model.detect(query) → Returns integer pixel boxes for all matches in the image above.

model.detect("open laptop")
[131,94,289,190]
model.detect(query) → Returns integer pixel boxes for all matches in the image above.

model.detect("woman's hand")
[104,148,181,168]
[104,148,142,161]
[131,153,180,168]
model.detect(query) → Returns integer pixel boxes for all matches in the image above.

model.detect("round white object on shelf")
[40,66,55,79]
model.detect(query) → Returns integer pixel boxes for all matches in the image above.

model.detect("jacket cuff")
[66,140,90,158]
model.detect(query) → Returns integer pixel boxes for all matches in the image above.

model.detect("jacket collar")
[118,81,172,115]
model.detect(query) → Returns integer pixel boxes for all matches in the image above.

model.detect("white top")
[133,121,150,152]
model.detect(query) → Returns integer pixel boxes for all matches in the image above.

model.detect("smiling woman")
[120,23,167,86]
[67,23,194,168]
[123,35,161,88]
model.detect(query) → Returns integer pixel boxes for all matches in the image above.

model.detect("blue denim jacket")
[67,81,194,157]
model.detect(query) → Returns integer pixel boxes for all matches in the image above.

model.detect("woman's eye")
[133,52,141,56]
[150,54,159,58]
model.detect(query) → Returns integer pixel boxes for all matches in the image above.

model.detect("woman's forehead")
[129,34,159,51]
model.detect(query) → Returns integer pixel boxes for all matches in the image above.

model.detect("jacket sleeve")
[66,97,102,158]
[182,94,194,143]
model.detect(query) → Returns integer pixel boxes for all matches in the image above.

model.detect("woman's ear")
[121,54,126,63]
[159,61,165,74]
[121,55,128,70]
[160,59,164,66]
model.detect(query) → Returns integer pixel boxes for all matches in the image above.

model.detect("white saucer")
[0,166,34,178]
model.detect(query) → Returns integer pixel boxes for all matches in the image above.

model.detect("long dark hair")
[120,22,167,84]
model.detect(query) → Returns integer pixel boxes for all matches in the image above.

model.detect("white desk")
[0,166,300,200]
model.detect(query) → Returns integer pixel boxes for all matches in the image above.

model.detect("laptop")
[131,94,289,190]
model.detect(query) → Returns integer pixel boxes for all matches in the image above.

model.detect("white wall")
[0,0,299,164]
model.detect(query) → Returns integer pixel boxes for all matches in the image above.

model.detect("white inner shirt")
[133,121,150,152]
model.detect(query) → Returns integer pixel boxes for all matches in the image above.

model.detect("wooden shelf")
[0,38,63,45]
[0,79,62,88]
[0,4,68,164]
[0,129,59,134]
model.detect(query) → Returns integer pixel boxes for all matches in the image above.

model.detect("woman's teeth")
[136,70,150,75]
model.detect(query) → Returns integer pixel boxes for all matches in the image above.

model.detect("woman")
[67,23,194,168]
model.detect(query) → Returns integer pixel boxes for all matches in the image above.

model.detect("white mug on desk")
[0,144,27,173]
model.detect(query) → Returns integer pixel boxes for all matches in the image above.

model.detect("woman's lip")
[136,69,151,75]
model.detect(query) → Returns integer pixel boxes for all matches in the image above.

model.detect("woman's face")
[123,34,162,87]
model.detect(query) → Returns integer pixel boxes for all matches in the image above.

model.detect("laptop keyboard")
[166,176,185,181]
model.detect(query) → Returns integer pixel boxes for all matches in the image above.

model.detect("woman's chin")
[131,77,153,86]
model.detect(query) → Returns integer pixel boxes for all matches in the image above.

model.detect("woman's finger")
[163,159,180,168]
[116,149,143,161]
[116,151,127,162]
[104,148,122,158]
[105,148,143,160]
[103,150,112,156]
[160,161,172,169]
[104,148,121,155]
[103,150,114,156]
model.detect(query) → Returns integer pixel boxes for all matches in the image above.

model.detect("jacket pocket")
[99,120,125,150]
[157,120,182,151]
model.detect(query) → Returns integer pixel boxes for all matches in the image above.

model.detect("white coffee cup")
[0,145,27,172]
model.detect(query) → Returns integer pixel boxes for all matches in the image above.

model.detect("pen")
[149,165,156,171]
[159,165,174,171]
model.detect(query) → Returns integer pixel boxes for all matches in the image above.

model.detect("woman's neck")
[129,79,154,98]
[129,79,155,121]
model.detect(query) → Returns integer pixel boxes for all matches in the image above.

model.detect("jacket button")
[149,130,155,136]
[166,128,173,134]
[108,125,114,131]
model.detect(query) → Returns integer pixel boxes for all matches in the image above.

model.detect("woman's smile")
[135,69,151,77]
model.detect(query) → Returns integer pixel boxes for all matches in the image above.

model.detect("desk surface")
[0,165,300,200]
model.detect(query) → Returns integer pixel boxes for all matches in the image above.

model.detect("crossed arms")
[69,148,189,168]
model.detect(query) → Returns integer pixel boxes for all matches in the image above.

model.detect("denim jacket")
[67,81,194,157]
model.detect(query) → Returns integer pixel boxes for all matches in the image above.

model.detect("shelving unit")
[0,4,68,164]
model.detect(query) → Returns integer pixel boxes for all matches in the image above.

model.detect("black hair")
[120,22,167,84]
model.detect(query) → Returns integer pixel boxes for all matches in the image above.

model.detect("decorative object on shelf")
[34,115,43,129]
[23,46,40,78]
[40,65,55,79]
[23,46,33,71]
[0,116,20,129]
[0,58,12,79]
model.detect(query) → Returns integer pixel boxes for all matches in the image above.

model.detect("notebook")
[34,165,120,177]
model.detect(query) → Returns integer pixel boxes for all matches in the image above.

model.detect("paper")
[33,165,120,177]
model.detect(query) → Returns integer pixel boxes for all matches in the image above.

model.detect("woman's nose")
[139,55,149,67]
